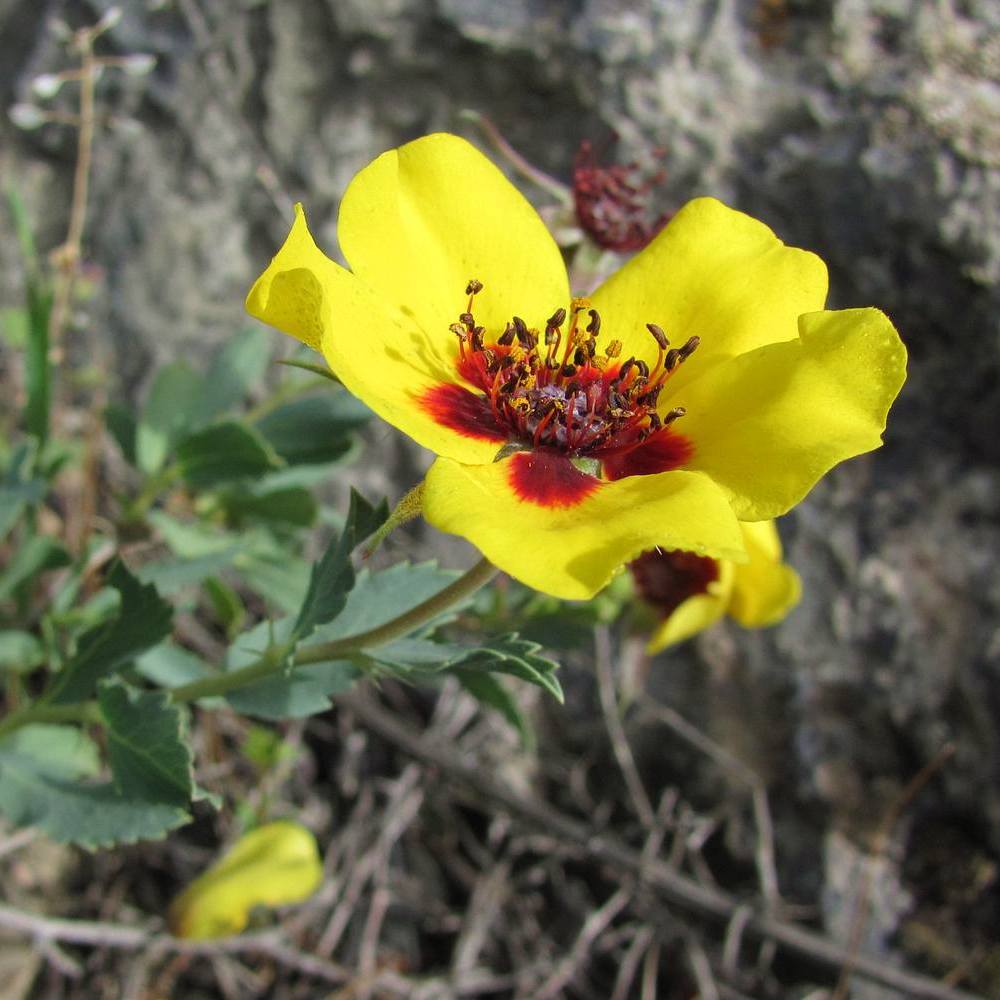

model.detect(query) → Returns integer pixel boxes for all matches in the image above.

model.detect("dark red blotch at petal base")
[630,548,719,619]
[418,383,508,443]
[508,450,601,508]
[600,429,694,481]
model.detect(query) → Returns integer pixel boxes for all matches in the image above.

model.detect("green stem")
[167,556,499,704]
[0,701,100,741]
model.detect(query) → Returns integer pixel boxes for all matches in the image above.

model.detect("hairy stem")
[165,556,499,704]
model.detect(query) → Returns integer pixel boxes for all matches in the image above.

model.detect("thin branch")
[338,692,980,1000]
[595,625,655,826]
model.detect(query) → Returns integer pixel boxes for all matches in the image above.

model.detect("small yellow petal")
[423,453,744,601]
[646,589,729,653]
[728,521,802,627]
[168,821,322,940]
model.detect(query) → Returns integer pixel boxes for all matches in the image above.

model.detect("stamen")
[442,284,695,462]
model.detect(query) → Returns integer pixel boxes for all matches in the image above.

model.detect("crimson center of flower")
[448,280,699,461]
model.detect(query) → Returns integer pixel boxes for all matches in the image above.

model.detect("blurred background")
[1,0,998,997]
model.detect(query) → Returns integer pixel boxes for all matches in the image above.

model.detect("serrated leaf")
[176,421,282,489]
[48,561,173,704]
[234,548,311,613]
[256,393,369,466]
[99,679,194,806]
[191,327,272,426]
[224,618,356,720]
[0,723,188,847]
[291,490,388,642]
[137,362,202,475]
[452,670,532,747]
[443,635,563,702]
[370,633,563,703]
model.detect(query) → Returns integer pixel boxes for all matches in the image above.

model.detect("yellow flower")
[168,821,322,939]
[247,133,906,600]
[632,520,802,651]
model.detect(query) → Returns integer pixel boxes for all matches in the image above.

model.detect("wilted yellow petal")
[169,821,322,940]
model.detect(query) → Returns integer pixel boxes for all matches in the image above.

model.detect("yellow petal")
[728,520,802,627]
[678,307,907,520]
[589,197,829,393]
[168,821,322,940]
[246,205,503,465]
[338,132,570,340]
[423,451,745,600]
[646,571,732,653]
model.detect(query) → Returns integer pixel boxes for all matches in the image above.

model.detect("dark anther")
[450,323,467,339]
[498,324,516,346]
[459,312,476,329]
[585,337,597,359]
[664,348,680,371]
[544,327,559,345]
[465,279,484,295]
[547,307,567,328]
[634,359,650,379]
[586,309,601,335]
[500,376,519,395]
[640,385,662,408]
[619,358,636,382]
[648,412,662,430]
[573,347,588,367]
[516,325,537,349]
[471,328,485,352]
[512,316,529,340]
[561,363,577,377]
[663,406,686,424]
[646,322,669,350]
[679,335,700,359]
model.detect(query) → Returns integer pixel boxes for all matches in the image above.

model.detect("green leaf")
[224,618,357,720]
[135,642,220,704]
[137,549,244,595]
[0,535,70,600]
[0,630,44,673]
[98,679,194,807]
[452,670,532,747]
[0,724,189,847]
[7,188,52,442]
[176,421,282,489]
[234,549,311,613]
[203,577,245,637]
[255,393,369,466]
[48,561,173,704]
[443,635,563,702]
[216,483,317,528]
[191,327,272,426]
[275,358,342,383]
[137,361,202,475]
[371,633,563,703]
[312,561,462,642]
[292,490,388,642]
[0,443,45,539]
[104,401,138,465]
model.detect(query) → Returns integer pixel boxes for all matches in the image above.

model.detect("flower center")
[450,280,699,459]
[630,547,720,618]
